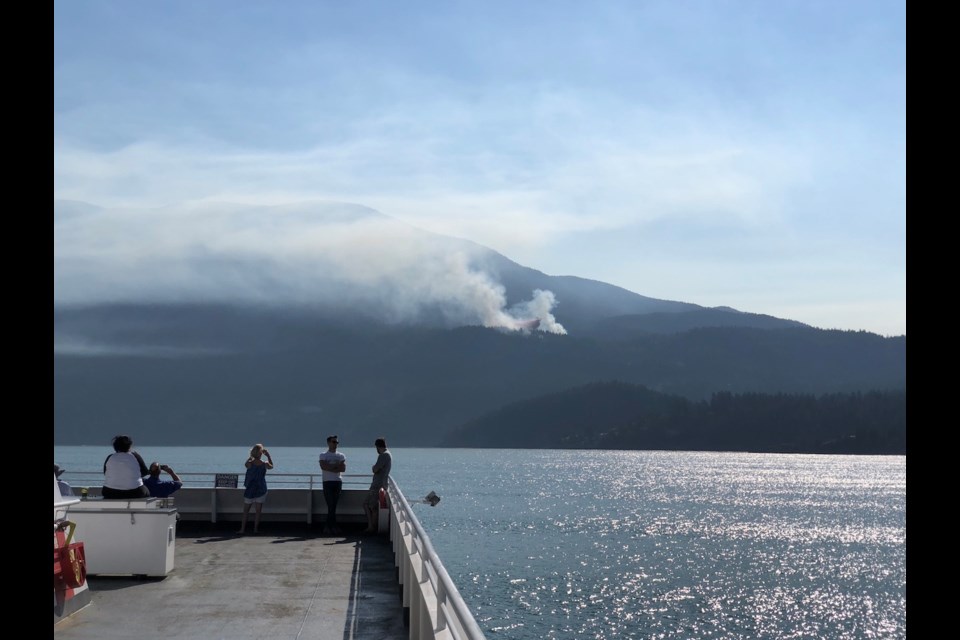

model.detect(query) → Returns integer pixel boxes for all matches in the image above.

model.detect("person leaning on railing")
[363,438,392,534]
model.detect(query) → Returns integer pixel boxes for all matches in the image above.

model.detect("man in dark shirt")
[143,462,183,498]
[363,438,392,534]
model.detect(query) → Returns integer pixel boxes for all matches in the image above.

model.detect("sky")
[53,1,906,336]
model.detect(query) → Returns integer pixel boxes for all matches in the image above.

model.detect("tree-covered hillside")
[442,382,905,454]
[54,305,906,446]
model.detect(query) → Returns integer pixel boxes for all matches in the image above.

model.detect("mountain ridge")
[54,199,777,334]
[54,312,905,446]
[54,199,905,448]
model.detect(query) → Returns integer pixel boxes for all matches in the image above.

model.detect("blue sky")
[54,1,905,336]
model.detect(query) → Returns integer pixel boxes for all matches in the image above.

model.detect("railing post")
[435,582,447,633]
[419,595,432,640]
[407,533,421,638]
[306,475,313,525]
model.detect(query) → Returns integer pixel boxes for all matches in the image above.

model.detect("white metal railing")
[387,477,487,640]
[63,472,375,525]
[60,470,372,491]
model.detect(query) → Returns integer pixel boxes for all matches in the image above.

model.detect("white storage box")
[66,498,177,577]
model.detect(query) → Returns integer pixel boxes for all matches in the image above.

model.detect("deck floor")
[54,522,409,640]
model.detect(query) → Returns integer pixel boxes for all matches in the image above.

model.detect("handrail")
[387,477,487,640]
[61,470,372,488]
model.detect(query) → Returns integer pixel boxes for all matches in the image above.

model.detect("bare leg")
[364,503,378,533]
[239,503,251,533]
[253,502,263,533]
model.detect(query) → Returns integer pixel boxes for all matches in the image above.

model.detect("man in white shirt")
[318,435,347,534]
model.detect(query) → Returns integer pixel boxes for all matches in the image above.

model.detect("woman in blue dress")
[239,443,274,534]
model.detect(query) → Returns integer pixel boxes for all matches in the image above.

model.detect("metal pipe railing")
[60,470,372,490]
[387,477,487,640]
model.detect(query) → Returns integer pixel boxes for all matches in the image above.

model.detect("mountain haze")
[54,200,904,447]
[54,199,779,334]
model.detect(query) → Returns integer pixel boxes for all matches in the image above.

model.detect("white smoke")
[408,253,565,334]
[53,200,569,335]
[508,289,567,335]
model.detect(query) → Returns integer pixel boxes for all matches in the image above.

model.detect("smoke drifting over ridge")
[53,200,567,334]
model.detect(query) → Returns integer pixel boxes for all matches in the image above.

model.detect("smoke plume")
[54,200,568,334]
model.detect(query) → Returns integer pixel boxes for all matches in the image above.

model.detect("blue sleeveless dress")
[243,463,268,499]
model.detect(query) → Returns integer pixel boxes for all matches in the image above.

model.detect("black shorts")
[102,485,150,499]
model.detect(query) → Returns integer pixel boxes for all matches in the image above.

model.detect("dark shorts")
[102,485,150,499]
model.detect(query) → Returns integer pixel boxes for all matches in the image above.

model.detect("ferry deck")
[54,476,486,640]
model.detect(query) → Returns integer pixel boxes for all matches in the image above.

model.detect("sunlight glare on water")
[406,450,905,639]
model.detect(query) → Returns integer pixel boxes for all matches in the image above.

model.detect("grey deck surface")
[54,523,408,640]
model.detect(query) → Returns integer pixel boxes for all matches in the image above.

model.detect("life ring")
[54,521,87,590]
[60,543,87,589]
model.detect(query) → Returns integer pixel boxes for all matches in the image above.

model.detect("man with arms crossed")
[363,438,392,534]
[318,435,346,534]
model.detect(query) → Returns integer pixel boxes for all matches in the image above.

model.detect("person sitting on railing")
[143,462,183,498]
[363,438,392,534]
[102,434,150,499]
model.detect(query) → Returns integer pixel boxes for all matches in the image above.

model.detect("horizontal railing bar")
[59,470,373,487]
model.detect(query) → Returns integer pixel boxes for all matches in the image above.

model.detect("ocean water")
[54,446,906,639]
